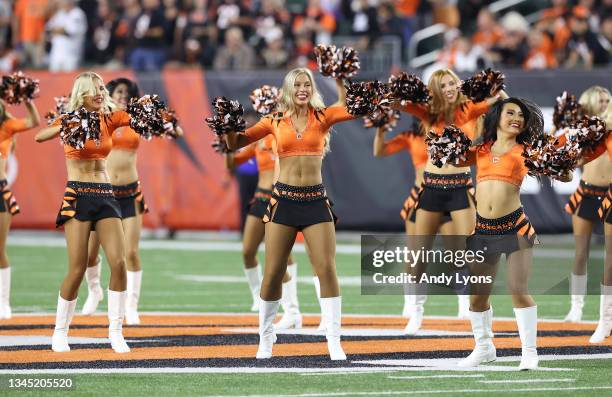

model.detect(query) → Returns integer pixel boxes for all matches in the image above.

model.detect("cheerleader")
[35,72,141,353]
[563,86,610,323]
[225,68,355,360]
[396,69,505,333]
[450,97,568,370]
[372,122,454,319]
[225,136,302,329]
[0,99,40,319]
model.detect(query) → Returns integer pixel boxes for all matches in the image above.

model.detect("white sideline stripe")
[6,236,604,258]
[478,379,575,384]
[0,367,423,375]
[388,375,485,379]
[300,370,401,376]
[174,275,362,287]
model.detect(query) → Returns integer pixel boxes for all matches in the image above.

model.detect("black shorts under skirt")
[416,172,475,213]
[56,181,121,229]
[248,188,272,219]
[467,207,538,256]
[263,182,337,231]
[112,181,149,219]
[0,179,19,215]
[565,180,607,222]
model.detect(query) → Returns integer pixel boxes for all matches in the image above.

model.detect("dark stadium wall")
[8,69,611,232]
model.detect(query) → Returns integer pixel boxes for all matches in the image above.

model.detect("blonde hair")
[579,86,611,117]
[426,69,466,126]
[67,72,117,113]
[604,100,612,128]
[275,68,331,153]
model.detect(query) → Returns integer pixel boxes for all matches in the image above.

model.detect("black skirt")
[248,188,272,219]
[0,179,19,215]
[112,181,149,219]
[417,172,475,212]
[599,185,612,225]
[263,182,337,231]
[56,181,121,229]
[565,180,607,222]
[467,207,538,256]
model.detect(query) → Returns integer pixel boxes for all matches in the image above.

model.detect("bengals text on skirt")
[565,180,608,222]
[112,181,149,219]
[467,207,538,257]
[416,172,475,213]
[0,179,19,215]
[262,182,337,230]
[56,181,122,229]
[248,187,272,219]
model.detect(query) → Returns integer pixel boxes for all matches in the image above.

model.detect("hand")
[556,170,573,182]
[163,122,176,137]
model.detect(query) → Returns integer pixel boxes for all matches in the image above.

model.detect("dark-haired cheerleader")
[396,69,506,333]
[0,99,40,319]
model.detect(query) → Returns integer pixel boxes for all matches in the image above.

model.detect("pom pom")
[314,44,360,79]
[363,109,400,132]
[388,72,431,104]
[250,85,280,115]
[45,95,70,125]
[205,96,246,136]
[345,80,389,117]
[553,91,582,130]
[127,94,178,140]
[562,116,607,152]
[425,125,472,168]
[59,108,101,150]
[211,137,230,154]
[0,71,40,104]
[460,68,505,102]
[522,134,579,178]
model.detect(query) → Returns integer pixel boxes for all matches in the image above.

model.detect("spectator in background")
[91,0,122,67]
[252,0,290,52]
[472,8,503,51]
[438,28,482,72]
[182,0,218,68]
[599,13,612,59]
[13,0,50,68]
[430,0,460,29]
[213,26,255,70]
[348,0,379,50]
[290,33,316,69]
[523,27,557,69]
[163,0,180,60]
[130,0,168,71]
[260,26,288,68]
[46,0,88,72]
[293,0,336,46]
[565,6,609,68]
[215,0,253,43]
[393,0,420,47]
[0,0,10,51]
[114,0,143,63]
[487,11,529,66]
[377,2,404,45]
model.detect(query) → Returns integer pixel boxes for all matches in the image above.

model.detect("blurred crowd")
[0,0,610,73]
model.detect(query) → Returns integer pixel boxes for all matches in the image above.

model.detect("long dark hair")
[481,97,543,145]
[106,78,140,102]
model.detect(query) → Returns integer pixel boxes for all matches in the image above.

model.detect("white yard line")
[388,375,485,379]
[478,379,575,384]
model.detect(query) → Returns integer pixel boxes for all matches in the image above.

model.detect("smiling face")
[498,102,525,136]
[111,83,130,110]
[438,73,459,104]
[82,78,106,111]
[292,73,312,107]
[596,92,611,115]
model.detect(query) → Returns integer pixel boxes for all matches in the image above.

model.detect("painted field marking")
[478,379,575,384]
[388,375,485,379]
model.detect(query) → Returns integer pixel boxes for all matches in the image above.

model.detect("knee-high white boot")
[274,263,302,330]
[256,299,280,359]
[108,289,130,353]
[82,256,103,315]
[313,276,326,332]
[457,295,470,320]
[590,285,612,343]
[0,267,11,319]
[244,265,262,312]
[52,293,77,352]
[321,296,346,360]
[404,284,427,335]
[457,307,496,367]
[564,273,586,323]
[514,305,538,370]
[125,270,142,325]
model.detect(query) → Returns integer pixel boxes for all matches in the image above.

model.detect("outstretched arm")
[35,125,61,142]
[24,101,40,128]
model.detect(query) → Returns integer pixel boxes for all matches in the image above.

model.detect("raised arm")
[24,101,40,128]
[374,128,409,157]
[331,78,346,106]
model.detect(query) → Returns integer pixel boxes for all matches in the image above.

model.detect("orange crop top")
[0,118,30,158]
[244,106,355,158]
[581,133,612,164]
[112,126,140,151]
[403,101,489,139]
[54,111,130,160]
[233,134,277,171]
[383,131,428,168]
[461,142,527,187]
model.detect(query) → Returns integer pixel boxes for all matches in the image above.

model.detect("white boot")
[564,273,586,322]
[457,307,496,367]
[51,293,77,352]
[274,264,302,330]
[256,299,280,359]
[313,276,326,332]
[404,285,427,335]
[590,285,612,343]
[457,295,470,320]
[244,265,262,312]
[321,296,346,360]
[108,289,130,353]
[515,306,538,370]
[402,295,411,318]
[82,256,103,315]
[125,270,142,325]
[0,267,11,319]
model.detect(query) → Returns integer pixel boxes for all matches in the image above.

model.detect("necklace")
[290,113,308,140]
